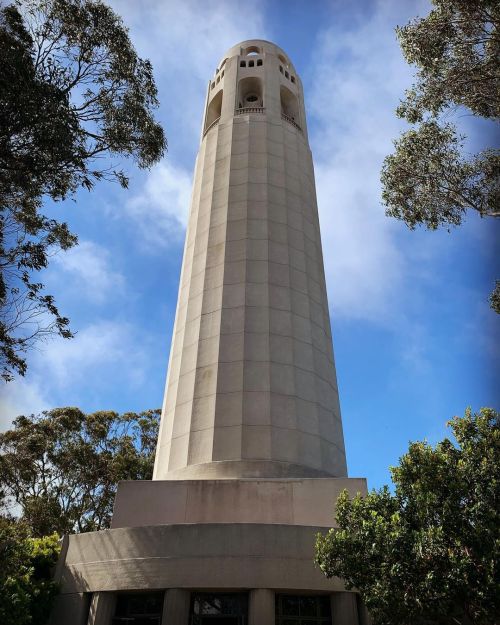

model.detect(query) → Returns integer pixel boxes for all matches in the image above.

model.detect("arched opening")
[205,89,223,130]
[280,85,299,122]
[278,53,288,66]
[244,45,260,55]
[238,77,263,109]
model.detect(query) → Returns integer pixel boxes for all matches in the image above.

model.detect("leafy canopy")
[0,407,160,535]
[315,408,500,625]
[0,517,60,625]
[380,0,499,309]
[0,0,166,381]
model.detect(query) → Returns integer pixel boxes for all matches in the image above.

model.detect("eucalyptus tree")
[0,0,167,380]
[381,0,499,311]
[0,407,160,535]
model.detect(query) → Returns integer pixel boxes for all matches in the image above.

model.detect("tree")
[0,0,167,381]
[380,1,499,310]
[0,517,60,625]
[0,407,160,536]
[315,408,499,625]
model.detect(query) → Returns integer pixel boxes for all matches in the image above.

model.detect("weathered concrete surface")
[111,477,367,529]
[58,523,347,595]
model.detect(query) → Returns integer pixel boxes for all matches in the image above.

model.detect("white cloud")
[0,379,50,430]
[0,320,151,430]
[39,320,148,389]
[310,0,430,323]
[51,240,125,303]
[109,0,269,142]
[124,162,192,248]
[103,1,269,249]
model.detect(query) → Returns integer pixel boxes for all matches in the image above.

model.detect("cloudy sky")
[1,0,498,489]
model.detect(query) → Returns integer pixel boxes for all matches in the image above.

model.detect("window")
[257,59,263,66]
[216,76,220,84]
[113,592,164,625]
[275,595,332,625]
[221,70,225,78]
[249,60,254,67]
[211,82,215,90]
[190,593,248,625]
[279,65,284,74]
[238,76,263,108]
[291,75,295,83]
[285,70,289,79]
[244,45,261,55]
[205,89,223,131]
[278,53,288,65]
[240,60,246,67]
[280,84,299,122]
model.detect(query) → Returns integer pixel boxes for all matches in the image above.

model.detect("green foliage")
[382,122,499,230]
[0,0,167,381]
[0,407,160,535]
[380,0,500,310]
[315,408,500,625]
[0,517,60,625]
[490,280,500,314]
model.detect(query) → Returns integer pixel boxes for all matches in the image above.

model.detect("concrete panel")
[88,592,116,625]
[331,592,359,625]
[111,478,368,529]
[58,523,354,595]
[49,592,90,625]
[249,589,275,625]
[162,589,190,625]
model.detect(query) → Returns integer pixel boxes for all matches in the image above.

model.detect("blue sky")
[1,0,498,490]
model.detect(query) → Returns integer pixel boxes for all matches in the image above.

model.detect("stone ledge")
[111,477,367,528]
[58,523,350,594]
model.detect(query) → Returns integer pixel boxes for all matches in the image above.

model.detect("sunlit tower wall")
[153,40,347,481]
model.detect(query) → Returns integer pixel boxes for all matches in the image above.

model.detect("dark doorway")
[112,592,164,625]
[275,594,332,624]
[190,593,248,625]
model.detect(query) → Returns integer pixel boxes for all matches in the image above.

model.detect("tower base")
[50,478,370,625]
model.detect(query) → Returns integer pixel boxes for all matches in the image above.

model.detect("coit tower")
[153,40,347,481]
[51,41,368,625]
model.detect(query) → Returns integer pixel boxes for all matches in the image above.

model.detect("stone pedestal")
[111,477,367,529]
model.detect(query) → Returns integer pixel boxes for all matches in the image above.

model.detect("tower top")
[202,38,307,143]
[217,40,297,73]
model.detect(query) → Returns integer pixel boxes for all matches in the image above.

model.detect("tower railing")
[281,112,302,132]
[235,106,266,115]
[203,116,221,137]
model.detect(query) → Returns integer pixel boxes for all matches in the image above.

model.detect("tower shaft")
[153,40,347,480]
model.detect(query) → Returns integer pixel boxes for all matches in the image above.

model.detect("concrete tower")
[154,39,347,482]
[50,41,369,625]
